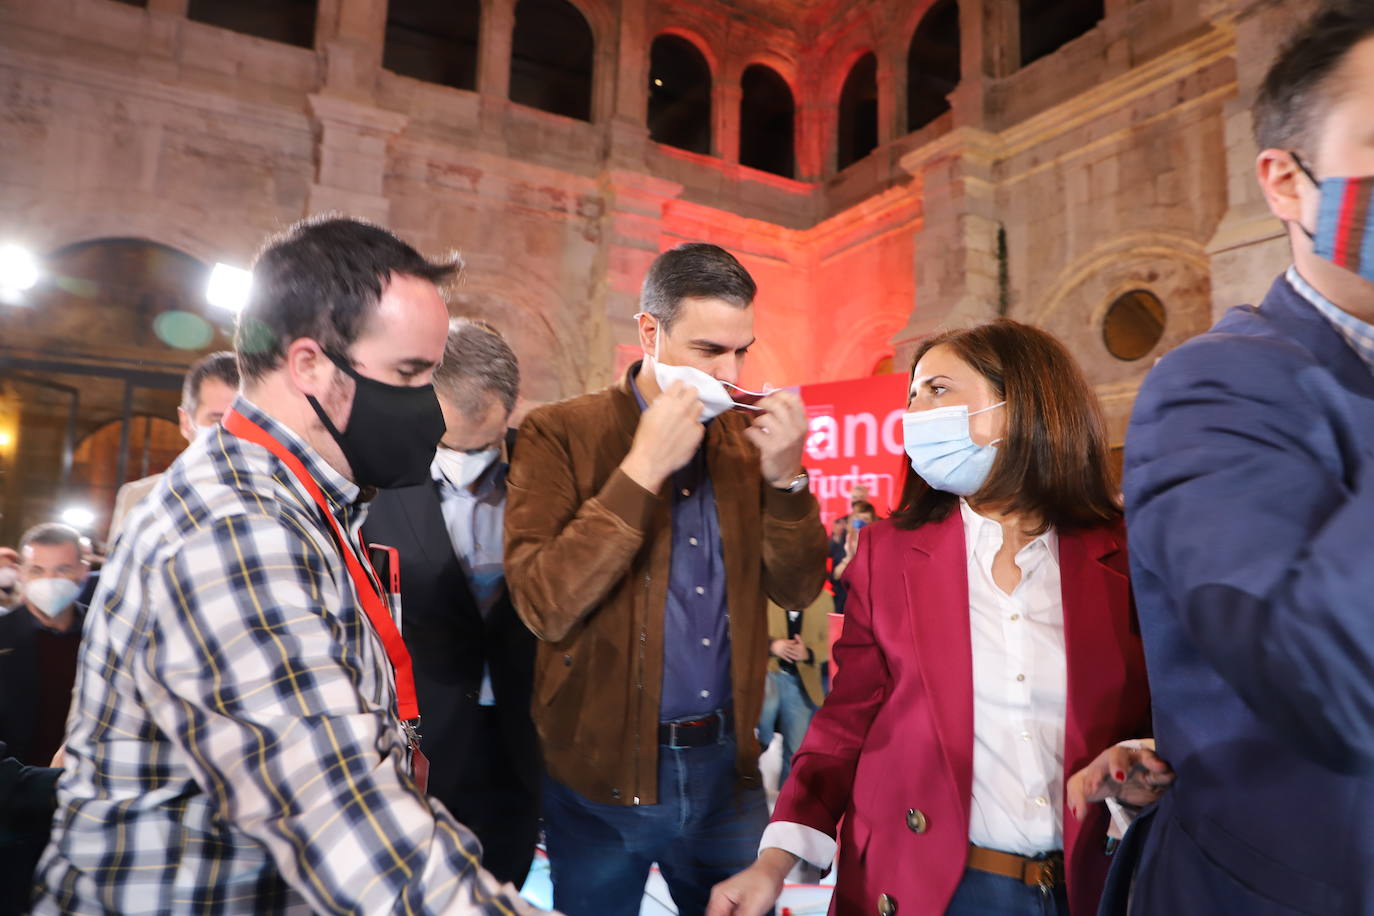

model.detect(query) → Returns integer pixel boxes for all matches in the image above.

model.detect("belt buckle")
[1027,856,1059,896]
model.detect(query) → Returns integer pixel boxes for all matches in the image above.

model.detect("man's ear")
[636,312,659,356]
[285,339,333,399]
[177,407,196,444]
[1257,148,1310,227]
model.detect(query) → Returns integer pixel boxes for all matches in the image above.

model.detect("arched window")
[1020,0,1104,66]
[739,65,794,178]
[186,0,316,49]
[907,0,961,134]
[836,53,879,171]
[510,0,595,121]
[648,35,712,155]
[384,0,481,91]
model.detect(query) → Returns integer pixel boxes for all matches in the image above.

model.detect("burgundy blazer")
[772,512,1151,916]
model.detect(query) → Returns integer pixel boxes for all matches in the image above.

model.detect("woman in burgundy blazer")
[710,320,1168,916]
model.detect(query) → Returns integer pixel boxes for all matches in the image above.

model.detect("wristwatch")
[773,471,809,493]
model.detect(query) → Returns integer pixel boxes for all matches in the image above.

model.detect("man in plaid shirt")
[31,217,541,915]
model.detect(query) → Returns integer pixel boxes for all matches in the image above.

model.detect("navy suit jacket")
[1107,274,1374,914]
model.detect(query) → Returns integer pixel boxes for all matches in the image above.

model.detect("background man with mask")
[0,547,20,608]
[0,523,90,767]
[1106,4,1374,913]
[363,318,540,887]
[506,242,827,916]
[107,350,240,541]
[33,217,540,915]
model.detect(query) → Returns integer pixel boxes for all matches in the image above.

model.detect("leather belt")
[658,709,733,749]
[967,844,1063,891]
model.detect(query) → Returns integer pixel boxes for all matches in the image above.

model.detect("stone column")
[478,0,516,99]
[314,0,387,101]
[891,127,1002,366]
[606,0,651,169]
[948,0,1016,130]
[794,97,828,181]
[305,94,408,225]
[597,170,683,379]
[716,81,741,163]
[877,54,899,144]
[1205,0,1316,320]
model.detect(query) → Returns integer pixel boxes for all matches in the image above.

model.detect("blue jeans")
[945,866,1070,916]
[757,670,816,785]
[542,736,769,916]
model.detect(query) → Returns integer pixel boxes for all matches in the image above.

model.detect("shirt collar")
[231,396,360,511]
[1286,266,1374,372]
[958,499,1059,569]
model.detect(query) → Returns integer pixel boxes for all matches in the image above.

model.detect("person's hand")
[621,381,706,493]
[844,525,860,560]
[770,636,807,662]
[746,391,808,488]
[706,848,795,916]
[50,744,65,768]
[1068,742,1174,820]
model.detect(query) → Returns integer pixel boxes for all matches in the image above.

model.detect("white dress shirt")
[760,501,1067,867]
[432,455,509,707]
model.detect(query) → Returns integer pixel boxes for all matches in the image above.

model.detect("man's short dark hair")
[19,523,82,557]
[852,500,876,517]
[181,351,240,414]
[640,243,756,331]
[1254,2,1374,154]
[434,318,521,418]
[235,216,462,382]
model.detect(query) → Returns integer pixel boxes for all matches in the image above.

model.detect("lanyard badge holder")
[223,409,429,793]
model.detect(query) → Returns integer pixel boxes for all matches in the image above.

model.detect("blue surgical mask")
[902,402,1005,497]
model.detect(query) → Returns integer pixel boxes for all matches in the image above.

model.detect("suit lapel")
[1059,524,1129,773]
[902,512,975,813]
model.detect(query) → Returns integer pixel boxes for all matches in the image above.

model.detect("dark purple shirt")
[632,372,732,721]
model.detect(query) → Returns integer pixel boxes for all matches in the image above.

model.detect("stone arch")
[648,32,714,155]
[510,0,597,121]
[1027,232,1213,389]
[836,52,880,171]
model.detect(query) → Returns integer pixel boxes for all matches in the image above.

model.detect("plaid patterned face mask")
[1293,153,1374,281]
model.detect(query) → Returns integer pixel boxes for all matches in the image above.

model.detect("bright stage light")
[61,506,95,530]
[0,245,40,293]
[206,262,252,313]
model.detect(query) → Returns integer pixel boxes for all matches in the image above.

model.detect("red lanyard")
[222,408,420,722]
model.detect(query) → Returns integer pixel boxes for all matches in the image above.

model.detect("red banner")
[798,373,911,527]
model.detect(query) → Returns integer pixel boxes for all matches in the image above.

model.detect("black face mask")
[307,349,445,490]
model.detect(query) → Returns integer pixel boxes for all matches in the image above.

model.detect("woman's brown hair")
[890,319,1121,533]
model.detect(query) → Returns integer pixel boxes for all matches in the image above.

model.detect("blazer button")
[563,654,572,666]
[906,809,928,834]
[878,893,897,915]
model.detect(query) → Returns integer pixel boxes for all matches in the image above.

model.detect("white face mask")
[25,577,81,619]
[643,316,770,422]
[434,446,500,491]
[0,567,17,590]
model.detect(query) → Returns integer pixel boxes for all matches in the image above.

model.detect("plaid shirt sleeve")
[133,510,535,916]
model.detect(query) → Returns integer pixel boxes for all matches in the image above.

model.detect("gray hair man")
[362,317,541,887]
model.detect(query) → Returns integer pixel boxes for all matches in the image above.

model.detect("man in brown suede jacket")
[505,243,826,916]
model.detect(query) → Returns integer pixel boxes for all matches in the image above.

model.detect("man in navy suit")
[362,319,540,887]
[1109,4,1374,913]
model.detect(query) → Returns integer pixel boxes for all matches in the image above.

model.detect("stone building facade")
[0,0,1312,541]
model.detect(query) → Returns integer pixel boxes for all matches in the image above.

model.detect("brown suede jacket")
[504,364,827,806]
